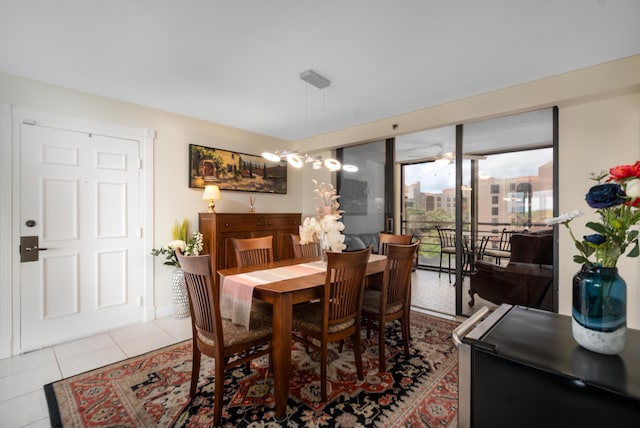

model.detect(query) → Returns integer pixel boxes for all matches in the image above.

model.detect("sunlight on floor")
[410,268,497,318]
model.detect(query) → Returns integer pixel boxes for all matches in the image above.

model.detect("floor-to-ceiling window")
[397,108,556,316]
[337,140,392,234]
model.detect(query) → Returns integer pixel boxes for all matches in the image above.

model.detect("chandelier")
[261,69,358,173]
[261,150,357,172]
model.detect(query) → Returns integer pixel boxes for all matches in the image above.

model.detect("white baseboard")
[155,304,174,319]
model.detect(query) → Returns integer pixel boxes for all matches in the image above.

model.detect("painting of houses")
[189,144,287,194]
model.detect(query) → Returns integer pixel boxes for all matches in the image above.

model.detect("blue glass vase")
[572,264,626,355]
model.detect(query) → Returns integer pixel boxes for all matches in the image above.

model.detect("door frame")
[0,106,155,357]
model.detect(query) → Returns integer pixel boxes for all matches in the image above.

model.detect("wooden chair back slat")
[378,232,413,255]
[231,236,274,267]
[325,248,371,328]
[383,242,419,310]
[290,234,321,259]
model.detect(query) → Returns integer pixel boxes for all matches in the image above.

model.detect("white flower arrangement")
[299,180,346,252]
[151,219,203,268]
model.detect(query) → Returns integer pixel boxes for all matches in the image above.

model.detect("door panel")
[19,123,142,352]
[42,252,79,318]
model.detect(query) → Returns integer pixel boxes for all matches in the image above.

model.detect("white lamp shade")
[287,153,304,168]
[202,185,221,201]
[262,151,281,162]
[324,158,342,171]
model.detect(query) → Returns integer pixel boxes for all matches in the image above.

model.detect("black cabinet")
[457,305,640,428]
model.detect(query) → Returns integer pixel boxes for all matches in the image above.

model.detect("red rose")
[609,161,640,181]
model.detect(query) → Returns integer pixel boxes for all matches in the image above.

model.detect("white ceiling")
[1,1,639,142]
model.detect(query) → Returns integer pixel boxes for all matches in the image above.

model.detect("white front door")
[19,121,145,352]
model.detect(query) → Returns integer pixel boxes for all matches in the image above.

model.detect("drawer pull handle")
[225,223,229,227]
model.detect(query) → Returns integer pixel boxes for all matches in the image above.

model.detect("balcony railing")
[401,219,540,270]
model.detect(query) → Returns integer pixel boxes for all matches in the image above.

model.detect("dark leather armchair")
[469,230,553,310]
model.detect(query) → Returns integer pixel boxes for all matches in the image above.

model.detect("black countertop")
[478,305,640,401]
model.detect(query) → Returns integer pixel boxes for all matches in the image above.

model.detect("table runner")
[221,261,327,329]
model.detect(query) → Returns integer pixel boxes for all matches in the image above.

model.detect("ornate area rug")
[45,312,459,427]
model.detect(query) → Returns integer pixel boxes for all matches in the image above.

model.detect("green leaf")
[573,255,590,264]
[628,240,640,258]
[586,221,607,234]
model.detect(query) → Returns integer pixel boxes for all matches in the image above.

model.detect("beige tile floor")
[0,269,494,427]
[0,317,193,427]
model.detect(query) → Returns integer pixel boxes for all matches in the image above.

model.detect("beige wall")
[559,93,640,327]
[2,54,640,330]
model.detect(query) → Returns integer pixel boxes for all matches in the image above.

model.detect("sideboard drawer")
[263,215,300,230]
[217,216,266,231]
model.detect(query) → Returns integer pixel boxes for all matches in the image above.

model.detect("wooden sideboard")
[198,212,302,282]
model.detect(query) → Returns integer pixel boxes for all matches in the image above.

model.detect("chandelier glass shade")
[261,150,357,172]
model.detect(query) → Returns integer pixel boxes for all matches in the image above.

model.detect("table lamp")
[202,185,221,213]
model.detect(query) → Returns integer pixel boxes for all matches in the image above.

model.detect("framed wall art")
[188,144,287,194]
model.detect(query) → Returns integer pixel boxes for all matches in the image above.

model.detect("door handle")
[20,236,47,262]
[25,246,48,252]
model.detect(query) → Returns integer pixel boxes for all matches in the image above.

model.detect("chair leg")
[190,346,201,397]
[240,349,248,370]
[438,253,443,278]
[401,317,411,357]
[213,361,225,428]
[378,319,386,372]
[354,329,364,381]
[447,254,452,283]
[405,296,412,341]
[468,288,476,306]
[321,341,328,402]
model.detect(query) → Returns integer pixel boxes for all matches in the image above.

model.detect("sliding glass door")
[400,126,458,269]
[397,108,556,317]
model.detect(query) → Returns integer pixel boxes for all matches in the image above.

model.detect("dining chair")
[378,232,413,255]
[230,236,276,317]
[361,241,419,372]
[482,228,522,266]
[291,246,371,402]
[176,249,273,428]
[436,226,456,283]
[369,232,415,292]
[231,236,274,267]
[290,234,321,259]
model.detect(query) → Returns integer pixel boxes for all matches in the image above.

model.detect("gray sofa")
[344,232,380,254]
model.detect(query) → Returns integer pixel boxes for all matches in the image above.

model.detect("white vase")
[171,268,190,319]
[319,234,330,265]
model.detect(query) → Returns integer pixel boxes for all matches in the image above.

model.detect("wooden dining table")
[218,254,387,419]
